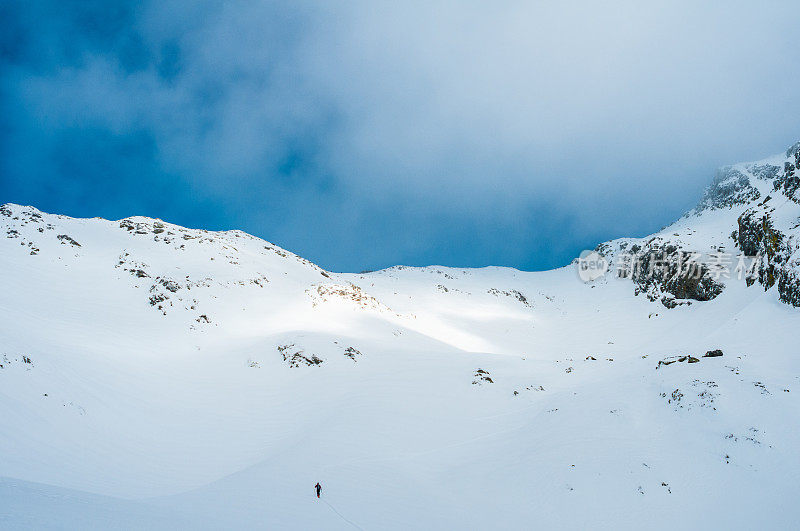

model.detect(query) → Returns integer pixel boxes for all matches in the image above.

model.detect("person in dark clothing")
[315,482,322,498]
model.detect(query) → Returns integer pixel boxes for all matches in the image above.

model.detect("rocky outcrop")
[732,197,800,306]
[620,238,725,308]
[277,344,323,368]
[471,368,493,385]
[777,268,800,307]
[772,143,800,203]
[694,166,761,213]
[56,234,81,247]
[603,141,800,309]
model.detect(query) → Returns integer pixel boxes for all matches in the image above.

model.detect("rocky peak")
[691,141,800,214]
[693,166,761,213]
[596,141,800,308]
[786,140,800,159]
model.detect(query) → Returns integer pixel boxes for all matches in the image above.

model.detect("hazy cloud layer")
[2,1,799,271]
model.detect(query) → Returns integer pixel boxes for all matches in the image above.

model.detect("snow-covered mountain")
[594,140,800,309]
[1,143,799,530]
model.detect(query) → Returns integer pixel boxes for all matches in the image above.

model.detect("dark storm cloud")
[1,1,799,271]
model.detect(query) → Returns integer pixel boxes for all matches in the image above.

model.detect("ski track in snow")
[323,499,364,531]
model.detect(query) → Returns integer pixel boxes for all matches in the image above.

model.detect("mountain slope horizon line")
[4,139,800,276]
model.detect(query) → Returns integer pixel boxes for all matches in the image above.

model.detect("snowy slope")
[1,143,800,529]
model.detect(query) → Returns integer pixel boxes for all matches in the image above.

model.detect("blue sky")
[2,1,799,272]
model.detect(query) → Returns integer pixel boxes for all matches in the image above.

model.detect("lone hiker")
[315,482,322,498]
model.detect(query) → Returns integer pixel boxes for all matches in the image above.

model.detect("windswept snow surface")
[1,148,800,530]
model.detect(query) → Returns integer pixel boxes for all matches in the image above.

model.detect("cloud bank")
[2,1,799,271]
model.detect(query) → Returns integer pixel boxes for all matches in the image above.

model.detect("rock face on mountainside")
[627,240,725,308]
[730,144,800,306]
[595,141,800,308]
[694,166,762,212]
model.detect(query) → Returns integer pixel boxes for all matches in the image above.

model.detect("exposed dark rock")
[149,294,167,306]
[670,389,683,404]
[734,204,800,305]
[487,288,531,307]
[343,346,362,361]
[56,234,81,247]
[620,239,725,308]
[773,146,800,203]
[159,278,181,293]
[277,344,323,368]
[704,349,724,358]
[657,354,703,368]
[694,166,761,212]
[777,268,800,307]
[472,368,493,385]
